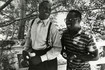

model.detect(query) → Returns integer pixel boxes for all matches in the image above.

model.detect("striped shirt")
[61,30,98,70]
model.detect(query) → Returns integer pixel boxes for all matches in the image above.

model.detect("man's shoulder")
[29,17,39,24]
[62,30,69,35]
[61,30,70,40]
[80,32,93,40]
[50,23,59,31]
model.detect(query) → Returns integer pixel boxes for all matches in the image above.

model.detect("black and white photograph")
[0,0,105,70]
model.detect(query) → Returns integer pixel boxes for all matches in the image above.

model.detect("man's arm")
[61,33,68,59]
[23,20,32,50]
[86,38,99,61]
[81,36,99,61]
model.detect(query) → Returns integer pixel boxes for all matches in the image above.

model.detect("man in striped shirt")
[61,10,99,70]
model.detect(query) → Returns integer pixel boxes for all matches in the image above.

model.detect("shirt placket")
[34,21,44,49]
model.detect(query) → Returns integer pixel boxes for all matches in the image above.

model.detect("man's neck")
[38,17,50,25]
[68,29,81,37]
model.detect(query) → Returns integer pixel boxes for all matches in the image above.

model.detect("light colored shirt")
[26,17,61,61]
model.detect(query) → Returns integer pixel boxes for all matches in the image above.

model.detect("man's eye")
[69,19,72,21]
[67,25,71,27]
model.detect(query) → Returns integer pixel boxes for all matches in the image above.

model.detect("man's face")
[39,3,51,20]
[66,13,81,32]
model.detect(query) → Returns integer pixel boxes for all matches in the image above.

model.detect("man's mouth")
[45,13,49,15]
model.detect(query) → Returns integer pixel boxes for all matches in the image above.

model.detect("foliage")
[0,0,105,69]
[0,0,105,40]
[0,40,16,70]
[0,54,16,70]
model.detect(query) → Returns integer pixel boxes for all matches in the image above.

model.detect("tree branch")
[81,7,105,11]
[0,0,13,12]
[0,14,37,27]
[1,6,105,27]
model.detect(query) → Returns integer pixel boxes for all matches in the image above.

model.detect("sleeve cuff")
[41,54,48,62]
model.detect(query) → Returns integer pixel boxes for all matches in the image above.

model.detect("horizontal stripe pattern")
[61,30,96,70]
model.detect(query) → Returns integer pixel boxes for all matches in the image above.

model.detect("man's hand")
[22,50,30,60]
[22,50,36,60]
[29,56,42,65]
[29,52,36,57]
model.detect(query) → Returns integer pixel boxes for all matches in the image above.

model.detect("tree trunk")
[18,0,26,39]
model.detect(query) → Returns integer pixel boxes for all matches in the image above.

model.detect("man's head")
[39,1,51,20]
[66,10,82,33]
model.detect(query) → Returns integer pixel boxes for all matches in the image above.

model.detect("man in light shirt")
[23,1,61,70]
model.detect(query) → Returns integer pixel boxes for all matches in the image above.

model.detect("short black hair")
[66,10,81,20]
[39,1,51,10]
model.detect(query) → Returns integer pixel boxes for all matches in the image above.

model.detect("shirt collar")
[78,29,82,34]
[37,18,50,26]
